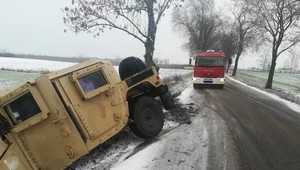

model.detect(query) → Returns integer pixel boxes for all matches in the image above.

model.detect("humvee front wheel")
[129,96,164,138]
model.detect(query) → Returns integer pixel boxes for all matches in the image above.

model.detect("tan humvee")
[0,58,174,170]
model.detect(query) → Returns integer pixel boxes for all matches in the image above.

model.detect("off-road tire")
[129,96,164,138]
[119,56,146,80]
[160,92,175,110]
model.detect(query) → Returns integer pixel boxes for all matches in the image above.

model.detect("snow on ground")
[0,70,40,89]
[110,85,208,170]
[227,76,300,114]
[0,57,76,72]
[178,84,195,104]
[232,71,300,105]
[110,85,238,170]
[111,139,167,170]
[0,57,192,82]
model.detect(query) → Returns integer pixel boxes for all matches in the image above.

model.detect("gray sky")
[0,0,290,67]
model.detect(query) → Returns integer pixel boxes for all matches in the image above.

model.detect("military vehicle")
[0,57,174,170]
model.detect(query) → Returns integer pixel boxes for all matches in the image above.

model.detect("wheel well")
[126,82,156,100]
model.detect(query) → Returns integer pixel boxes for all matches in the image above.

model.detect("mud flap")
[157,85,175,110]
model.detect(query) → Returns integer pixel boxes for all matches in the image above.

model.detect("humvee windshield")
[3,92,41,125]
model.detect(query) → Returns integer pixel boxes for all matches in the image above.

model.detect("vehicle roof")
[0,59,109,98]
[47,59,108,80]
[196,52,225,57]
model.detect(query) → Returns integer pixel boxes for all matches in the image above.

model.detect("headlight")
[220,78,224,82]
[192,78,196,82]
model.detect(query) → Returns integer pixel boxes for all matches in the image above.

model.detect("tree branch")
[277,39,300,56]
[156,0,172,24]
[118,8,147,38]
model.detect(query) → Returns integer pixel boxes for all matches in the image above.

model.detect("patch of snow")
[226,76,300,114]
[163,120,180,129]
[111,141,166,170]
[178,84,194,104]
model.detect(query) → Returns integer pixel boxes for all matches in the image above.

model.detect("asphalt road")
[200,77,300,170]
[96,76,300,170]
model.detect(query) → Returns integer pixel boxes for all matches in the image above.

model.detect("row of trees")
[62,0,300,89]
[171,0,300,89]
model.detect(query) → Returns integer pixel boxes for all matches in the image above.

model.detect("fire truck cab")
[192,50,226,89]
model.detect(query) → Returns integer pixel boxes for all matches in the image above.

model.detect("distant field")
[0,70,40,89]
[0,57,192,89]
[235,71,300,93]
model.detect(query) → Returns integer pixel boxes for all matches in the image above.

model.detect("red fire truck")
[192,50,226,89]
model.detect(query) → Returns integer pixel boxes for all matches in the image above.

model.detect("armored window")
[78,70,108,93]
[4,92,41,125]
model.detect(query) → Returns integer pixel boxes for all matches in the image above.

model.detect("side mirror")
[0,114,11,137]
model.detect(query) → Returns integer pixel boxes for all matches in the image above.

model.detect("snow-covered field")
[0,57,192,89]
[0,57,76,72]
[230,71,300,105]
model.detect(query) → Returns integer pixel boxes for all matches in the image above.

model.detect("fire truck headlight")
[192,78,196,82]
[220,78,224,82]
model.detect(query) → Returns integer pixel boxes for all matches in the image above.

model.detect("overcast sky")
[0,0,291,68]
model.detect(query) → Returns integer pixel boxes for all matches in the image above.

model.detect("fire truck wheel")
[119,56,147,80]
[129,96,164,138]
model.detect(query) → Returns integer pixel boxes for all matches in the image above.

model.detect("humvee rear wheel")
[129,96,164,138]
[119,56,147,80]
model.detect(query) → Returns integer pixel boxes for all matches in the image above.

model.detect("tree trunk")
[226,63,230,73]
[144,0,157,67]
[265,53,277,89]
[232,52,241,76]
[144,40,155,67]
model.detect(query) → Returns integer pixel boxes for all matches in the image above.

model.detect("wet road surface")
[200,77,300,170]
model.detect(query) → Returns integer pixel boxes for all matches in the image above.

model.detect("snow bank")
[226,76,300,114]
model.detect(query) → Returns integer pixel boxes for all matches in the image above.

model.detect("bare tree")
[63,0,182,67]
[284,47,300,72]
[172,0,223,56]
[257,53,271,71]
[252,0,300,88]
[229,0,258,76]
[216,29,239,73]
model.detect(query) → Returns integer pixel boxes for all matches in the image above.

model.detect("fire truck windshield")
[195,56,224,67]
